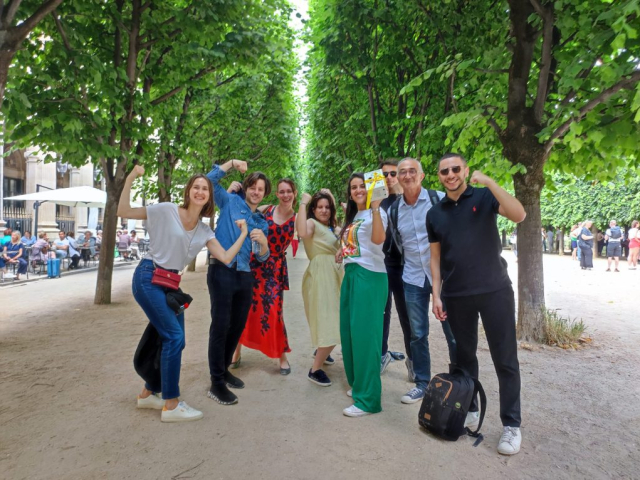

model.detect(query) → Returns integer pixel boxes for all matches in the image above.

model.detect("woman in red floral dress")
[232,179,297,374]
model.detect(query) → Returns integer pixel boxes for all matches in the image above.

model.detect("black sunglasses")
[439,166,462,175]
[383,171,397,178]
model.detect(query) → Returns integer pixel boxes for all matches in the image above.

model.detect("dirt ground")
[1,247,638,480]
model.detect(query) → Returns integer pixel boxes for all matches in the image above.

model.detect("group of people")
[121,153,526,456]
[0,227,102,279]
[116,229,141,260]
[569,220,640,271]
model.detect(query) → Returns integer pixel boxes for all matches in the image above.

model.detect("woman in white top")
[118,165,248,423]
[339,173,388,417]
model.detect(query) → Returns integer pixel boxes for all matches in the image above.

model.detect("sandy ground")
[1,247,638,480]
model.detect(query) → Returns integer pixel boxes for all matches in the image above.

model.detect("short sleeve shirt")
[426,186,511,297]
[397,188,445,287]
[341,209,388,273]
[146,203,215,270]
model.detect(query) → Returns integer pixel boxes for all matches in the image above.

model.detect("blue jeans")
[132,259,185,399]
[0,257,27,274]
[403,277,457,391]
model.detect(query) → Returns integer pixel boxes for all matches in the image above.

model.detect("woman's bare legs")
[312,346,335,372]
[280,352,289,369]
[231,344,242,364]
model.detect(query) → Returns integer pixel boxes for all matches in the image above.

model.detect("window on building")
[3,177,25,209]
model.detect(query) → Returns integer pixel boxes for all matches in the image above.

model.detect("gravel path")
[1,248,637,479]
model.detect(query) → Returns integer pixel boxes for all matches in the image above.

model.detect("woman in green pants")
[339,173,388,417]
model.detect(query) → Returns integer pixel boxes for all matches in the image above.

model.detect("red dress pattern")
[239,206,295,358]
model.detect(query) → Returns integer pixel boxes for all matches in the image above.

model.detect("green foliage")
[4,0,300,193]
[304,0,640,198]
[540,173,640,229]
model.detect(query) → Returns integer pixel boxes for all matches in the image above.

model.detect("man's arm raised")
[470,171,526,223]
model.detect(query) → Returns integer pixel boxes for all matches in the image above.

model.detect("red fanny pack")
[151,266,181,290]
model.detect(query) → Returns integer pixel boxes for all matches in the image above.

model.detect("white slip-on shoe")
[497,426,522,455]
[161,401,204,423]
[137,393,164,410]
[347,389,352,397]
[343,405,372,417]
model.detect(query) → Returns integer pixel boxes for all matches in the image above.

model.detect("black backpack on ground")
[418,366,487,441]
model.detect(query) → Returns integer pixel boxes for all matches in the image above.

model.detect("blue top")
[206,164,269,271]
[4,241,24,260]
[21,236,36,246]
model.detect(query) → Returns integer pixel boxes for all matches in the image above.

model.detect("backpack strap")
[387,197,403,257]
[466,378,487,438]
[427,189,440,207]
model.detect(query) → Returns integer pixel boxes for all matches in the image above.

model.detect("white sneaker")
[137,393,164,410]
[380,352,392,374]
[343,405,372,417]
[347,389,352,397]
[497,426,522,455]
[464,411,480,430]
[161,401,204,423]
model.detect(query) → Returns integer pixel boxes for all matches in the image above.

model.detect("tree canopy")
[304,0,640,340]
[4,0,300,303]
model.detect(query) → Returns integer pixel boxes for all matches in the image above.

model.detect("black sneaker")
[224,371,245,389]
[308,368,332,387]
[207,383,238,405]
[313,350,335,365]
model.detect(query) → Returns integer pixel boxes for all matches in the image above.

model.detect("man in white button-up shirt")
[393,158,457,405]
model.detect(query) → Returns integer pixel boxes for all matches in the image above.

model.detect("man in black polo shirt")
[427,153,526,456]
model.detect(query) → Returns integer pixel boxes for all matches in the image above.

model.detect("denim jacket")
[207,164,269,271]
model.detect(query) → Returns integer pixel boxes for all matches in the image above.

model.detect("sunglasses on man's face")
[383,171,397,178]
[439,165,463,176]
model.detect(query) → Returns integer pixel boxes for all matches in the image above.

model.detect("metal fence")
[56,216,75,234]
[3,207,33,234]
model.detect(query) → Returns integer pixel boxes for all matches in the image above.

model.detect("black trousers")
[207,264,255,385]
[69,254,81,269]
[579,245,593,268]
[444,286,521,427]
[382,264,412,359]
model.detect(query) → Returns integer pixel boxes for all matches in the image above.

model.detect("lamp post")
[33,184,54,237]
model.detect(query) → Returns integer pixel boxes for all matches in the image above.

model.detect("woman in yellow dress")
[296,189,343,387]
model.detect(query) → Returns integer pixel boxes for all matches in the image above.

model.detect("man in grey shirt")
[392,157,456,405]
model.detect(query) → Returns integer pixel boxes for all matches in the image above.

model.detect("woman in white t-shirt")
[339,173,388,417]
[118,165,248,423]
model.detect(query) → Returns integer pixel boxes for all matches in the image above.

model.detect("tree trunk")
[94,186,121,304]
[512,161,546,342]
[0,49,15,111]
[558,228,564,255]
